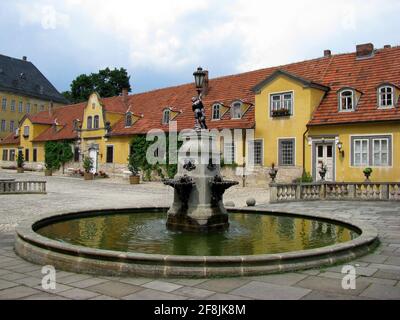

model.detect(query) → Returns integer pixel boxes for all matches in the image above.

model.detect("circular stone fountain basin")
[15,208,379,278]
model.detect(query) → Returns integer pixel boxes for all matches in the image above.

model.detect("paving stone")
[172,279,208,287]
[118,278,153,286]
[69,277,109,289]
[369,263,400,272]
[360,284,400,300]
[358,254,389,264]
[318,272,347,280]
[89,295,118,300]
[248,273,308,286]
[143,280,183,293]
[196,278,251,293]
[0,269,12,277]
[22,293,71,300]
[57,274,93,284]
[205,293,252,300]
[385,256,400,266]
[373,270,400,281]
[87,281,143,298]
[0,272,28,281]
[58,288,101,300]
[0,286,41,299]
[230,281,311,300]
[296,276,370,296]
[302,291,373,300]
[34,283,73,294]
[357,276,397,286]
[300,270,320,276]
[12,265,42,274]
[14,277,42,287]
[0,279,18,290]
[173,286,215,299]
[123,288,187,300]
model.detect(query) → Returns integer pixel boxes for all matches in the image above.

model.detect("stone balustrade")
[0,181,47,195]
[270,182,400,203]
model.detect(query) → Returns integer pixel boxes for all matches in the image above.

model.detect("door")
[315,144,334,182]
[89,148,98,174]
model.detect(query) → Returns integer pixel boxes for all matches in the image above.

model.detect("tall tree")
[62,68,131,103]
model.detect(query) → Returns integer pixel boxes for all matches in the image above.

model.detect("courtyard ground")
[0,170,400,300]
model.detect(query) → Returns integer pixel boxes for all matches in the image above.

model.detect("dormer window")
[162,109,170,125]
[270,92,293,117]
[231,102,242,119]
[378,85,395,108]
[125,112,133,127]
[23,126,29,138]
[93,115,100,129]
[87,116,93,129]
[339,89,355,112]
[212,104,221,120]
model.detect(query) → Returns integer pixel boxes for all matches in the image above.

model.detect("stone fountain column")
[165,130,238,232]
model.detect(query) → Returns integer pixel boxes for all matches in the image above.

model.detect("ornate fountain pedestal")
[164,131,238,232]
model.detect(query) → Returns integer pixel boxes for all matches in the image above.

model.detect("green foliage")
[16,151,24,168]
[363,167,373,176]
[83,157,94,173]
[301,171,313,183]
[44,141,74,172]
[128,153,140,176]
[64,68,131,103]
[220,157,238,169]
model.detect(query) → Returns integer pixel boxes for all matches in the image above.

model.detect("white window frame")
[231,102,242,119]
[353,139,369,167]
[26,103,31,114]
[1,98,6,111]
[212,104,221,120]
[372,138,389,167]
[9,120,15,132]
[18,101,23,113]
[224,142,236,164]
[278,138,296,167]
[378,86,395,109]
[10,100,15,112]
[23,125,30,137]
[339,89,355,112]
[248,139,263,166]
[270,92,294,117]
[162,109,170,125]
[93,115,100,129]
[1,120,6,132]
[125,112,133,127]
[87,116,93,130]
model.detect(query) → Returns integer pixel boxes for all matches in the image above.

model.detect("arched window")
[231,102,242,119]
[212,104,221,120]
[339,90,355,111]
[93,115,100,129]
[125,112,133,127]
[162,109,170,124]
[87,116,93,129]
[378,86,394,108]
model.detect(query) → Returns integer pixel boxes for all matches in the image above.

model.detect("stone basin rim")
[15,206,378,265]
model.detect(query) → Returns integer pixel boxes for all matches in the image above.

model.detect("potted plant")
[128,154,140,184]
[83,157,94,180]
[269,163,278,183]
[16,152,24,173]
[319,163,328,181]
[363,167,373,182]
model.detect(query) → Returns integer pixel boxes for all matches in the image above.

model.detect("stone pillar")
[270,184,278,203]
[381,184,389,200]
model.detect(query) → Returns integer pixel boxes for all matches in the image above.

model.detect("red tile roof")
[0,133,20,145]
[308,46,400,126]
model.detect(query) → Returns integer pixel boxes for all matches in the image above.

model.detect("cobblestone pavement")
[1,170,400,300]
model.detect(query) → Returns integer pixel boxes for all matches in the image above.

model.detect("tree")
[44,141,74,173]
[59,141,74,174]
[63,68,131,103]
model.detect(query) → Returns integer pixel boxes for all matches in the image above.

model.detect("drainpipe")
[302,127,309,175]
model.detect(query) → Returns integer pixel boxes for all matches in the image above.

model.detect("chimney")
[122,87,129,106]
[48,101,54,117]
[22,56,27,61]
[202,70,209,95]
[356,43,374,59]
[324,50,332,58]
[384,44,392,49]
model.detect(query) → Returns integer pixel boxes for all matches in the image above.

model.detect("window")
[9,150,15,162]
[9,120,15,132]
[373,138,389,166]
[40,105,45,111]
[106,146,114,164]
[74,147,80,162]
[87,116,93,129]
[10,100,15,112]
[93,115,100,129]
[279,139,295,166]
[378,86,395,108]
[224,142,235,164]
[34,104,38,113]
[23,126,29,137]
[1,98,6,111]
[25,149,29,162]
[26,103,31,114]
[2,149,8,161]
[339,90,355,111]
[212,104,221,120]
[353,139,369,166]
[270,92,293,117]
[231,102,242,119]
[351,135,392,167]
[18,101,23,113]
[125,113,133,127]
[162,109,170,124]
[248,140,263,166]
[1,120,6,132]
[33,148,37,162]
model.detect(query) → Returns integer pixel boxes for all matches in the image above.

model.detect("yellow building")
[0,54,68,139]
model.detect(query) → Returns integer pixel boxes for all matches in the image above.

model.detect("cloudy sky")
[1,0,399,94]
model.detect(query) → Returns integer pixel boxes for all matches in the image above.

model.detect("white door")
[89,149,97,174]
[315,144,334,182]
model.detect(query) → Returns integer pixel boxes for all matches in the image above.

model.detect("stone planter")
[84,172,94,181]
[17,168,24,174]
[129,175,140,185]
[45,169,52,177]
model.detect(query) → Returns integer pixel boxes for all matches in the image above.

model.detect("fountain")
[13,67,379,278]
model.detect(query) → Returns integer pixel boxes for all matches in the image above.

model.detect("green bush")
[16,152,24,168]
[44,141,74,173]
[83,157,94,173]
